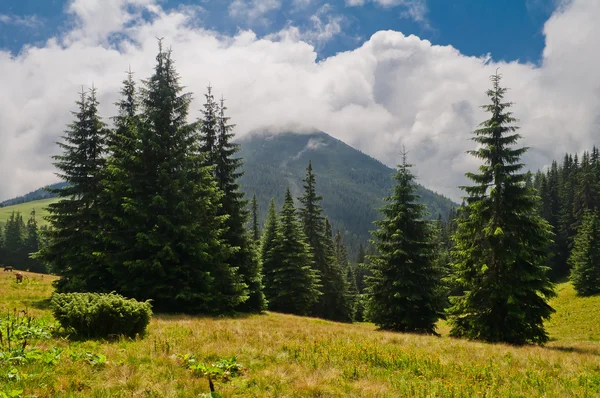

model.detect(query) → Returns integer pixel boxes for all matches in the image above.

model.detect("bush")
[50,292,152,338]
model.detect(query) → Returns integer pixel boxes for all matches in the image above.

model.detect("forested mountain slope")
[238,131,456,257]
[0,131,456,259]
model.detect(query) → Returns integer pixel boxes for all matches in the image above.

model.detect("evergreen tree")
[215,96,265,312]
[266,188,321,315]
[4,211,26,268]
[299,161,352,322]
[261,198,279,305]
[23,210,44,273]
[251,194,260,243]
[101,68,141,281]
[108,42,245,313]
[447,72,555,345]
[365,152,444,334]
[199,84,219,167]
[36,87,109,292]
[335,230,358,321]
[568,210,600,296]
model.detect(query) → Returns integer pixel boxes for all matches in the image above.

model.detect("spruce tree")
[447,72,555,345]
[109,42,245,313]
[23,210,44,273]
[101,69,141,280]
[4,211,25,268]
[568,210,600,296]
[365,152,444,334]
[251,194,260,243]
[299,161,352,322]
[199,84,219,167]
[261,198,279,304]
[36,87,109,291]
[215,96,265,312]
[335,230,358,321]
[266,188,321,315]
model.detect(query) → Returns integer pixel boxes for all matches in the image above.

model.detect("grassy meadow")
[1,272,599,397]
[0,198,58,228]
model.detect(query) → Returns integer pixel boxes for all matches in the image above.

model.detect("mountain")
[0,131,456,260]
[238,131,456,258]
[0,182,67,207]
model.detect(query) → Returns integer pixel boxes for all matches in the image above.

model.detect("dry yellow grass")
[1,271,599,397]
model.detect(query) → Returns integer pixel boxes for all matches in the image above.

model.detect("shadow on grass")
[27,298,52,310]
[545,345,600,356]
[153,311,262,322]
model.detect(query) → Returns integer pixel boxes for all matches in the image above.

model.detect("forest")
[3,41,599,346]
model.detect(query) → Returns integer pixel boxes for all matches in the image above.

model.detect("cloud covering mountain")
[0,0,598,201]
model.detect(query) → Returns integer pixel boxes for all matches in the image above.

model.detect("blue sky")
[0,0,557,63]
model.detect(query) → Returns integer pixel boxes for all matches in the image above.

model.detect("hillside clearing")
[0,198,58,227]
[1,272,599,397]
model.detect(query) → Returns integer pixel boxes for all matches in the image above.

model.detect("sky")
[0,0,597,202]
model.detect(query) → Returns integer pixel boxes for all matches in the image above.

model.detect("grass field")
[1,272,599,397]
[0,198,58,227]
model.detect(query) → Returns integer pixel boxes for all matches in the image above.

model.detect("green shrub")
[50,292,152,338]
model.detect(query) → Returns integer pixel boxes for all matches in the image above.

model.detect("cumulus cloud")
[0,0,599,202]
[266,4,344,48]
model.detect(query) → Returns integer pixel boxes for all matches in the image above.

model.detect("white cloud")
[228,0,282,25]
[266,4,343,47]
[345,0,428,24]
[0,0,599,202]
[0,14,43,29]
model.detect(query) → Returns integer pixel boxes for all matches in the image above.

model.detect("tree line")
[0,210,46,273]
[34,41,599,345]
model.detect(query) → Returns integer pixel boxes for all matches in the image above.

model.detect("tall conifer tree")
[199,84,218,167]
[335,231,358,321]
[37,87,109,292]
[215,96,265,312]
[366,152,444,334]
[568,210,600,296]
[23,210,44,273]
[299,161,352,322]
[261,198,279,305]
[266,188,321,315]
[251,194,260,243]
[447,72,555,345]
[109,42,245,313]
[101,69,141,278]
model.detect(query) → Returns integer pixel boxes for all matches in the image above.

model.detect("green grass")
[1,273,599,397]
[0,198,59,227]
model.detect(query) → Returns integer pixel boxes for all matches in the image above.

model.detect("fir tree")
[365,152,444,334]
[447,72,555,345]
[216,96,265,312]
[266,188,321,315]
[109,42,245,313]
[36,87,109,292]
[568,210,600,296]
[299,161,352,322]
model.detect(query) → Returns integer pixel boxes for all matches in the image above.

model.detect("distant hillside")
[0,182,66,207]
[238,131,456,258]
[0,131,456,259]
[0,197,57,227]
